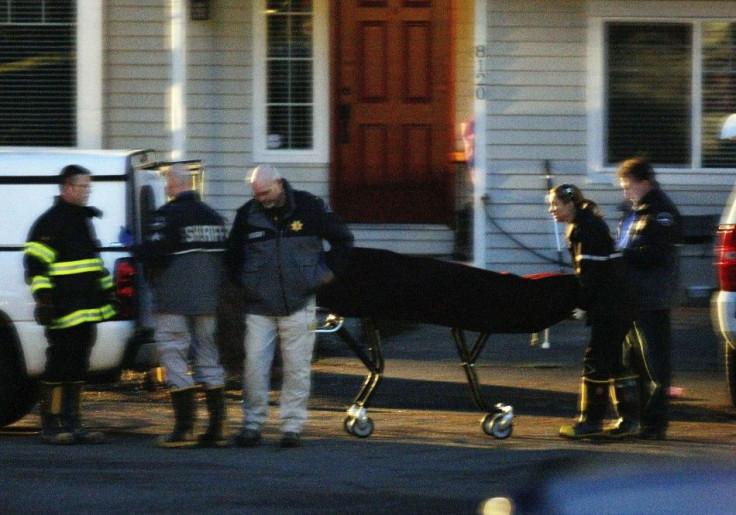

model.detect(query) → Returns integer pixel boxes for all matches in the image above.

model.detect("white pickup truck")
[0,148,168,427]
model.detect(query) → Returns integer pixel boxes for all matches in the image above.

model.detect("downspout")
[170,0,188,160]
[472,0,487,269]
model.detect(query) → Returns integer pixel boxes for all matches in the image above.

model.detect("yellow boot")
[559,378,609,439]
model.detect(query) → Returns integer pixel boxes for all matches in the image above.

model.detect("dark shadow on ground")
[311,369,736,423]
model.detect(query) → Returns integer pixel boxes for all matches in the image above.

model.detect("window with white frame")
[253,0,328,163]
[266,1,313,150]
[597,20,736,170]
[0,0,76,146]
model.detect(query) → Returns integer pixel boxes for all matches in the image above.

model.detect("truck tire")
[0,357,39,428]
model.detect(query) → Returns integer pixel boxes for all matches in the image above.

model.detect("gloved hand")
[110,293,123,317]
[321,270,336,285]
[571,308,586,320]
[34,301,54,326]
[33,290,54,326]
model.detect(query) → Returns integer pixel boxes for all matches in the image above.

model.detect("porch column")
[77,0,103,148]
[472,0,487,269]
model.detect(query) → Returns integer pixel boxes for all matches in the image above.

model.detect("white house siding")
[190,3,456,253]
[104,1,169,154]
[182,3,453,253]
[483,0,589,276]
[185,0,253,226]
[481,0,728,295]
[104,0,254,226]
[102,1,455,253]
[104,1,309,226]
[100,1,728,284]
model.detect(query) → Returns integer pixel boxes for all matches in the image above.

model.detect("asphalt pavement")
[1,305,733,514]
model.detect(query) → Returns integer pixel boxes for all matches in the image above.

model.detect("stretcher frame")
[315,247,578,440]
[315,311,514,439]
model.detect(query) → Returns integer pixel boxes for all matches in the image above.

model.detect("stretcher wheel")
[482,404,514,439]
[344,416,374,438]
[482,413,512,439]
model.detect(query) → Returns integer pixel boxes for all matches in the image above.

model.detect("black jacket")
[567,204,637,323]
[618,186,682,310]
[226,180,354,316]
[24,197,116,329]
[137,190,227,314]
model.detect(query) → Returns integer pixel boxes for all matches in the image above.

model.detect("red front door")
[331,0,454,224]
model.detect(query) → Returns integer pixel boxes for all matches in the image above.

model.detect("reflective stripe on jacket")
[618,187,682,310]
[567,205,637,323]
[24,197,116,329]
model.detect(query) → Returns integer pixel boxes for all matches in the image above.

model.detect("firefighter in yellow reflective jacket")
[24,165,116,445]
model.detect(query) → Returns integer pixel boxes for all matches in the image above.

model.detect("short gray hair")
[168,162,191,187]
[249,164,281,185]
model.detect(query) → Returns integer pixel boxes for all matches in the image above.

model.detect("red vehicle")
[712,191,736,406]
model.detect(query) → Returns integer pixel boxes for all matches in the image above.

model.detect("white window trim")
[77,0,103,149]
[586,1,736,186]
[252,0,329,164]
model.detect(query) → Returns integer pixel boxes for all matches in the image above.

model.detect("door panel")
[332,0,453,224]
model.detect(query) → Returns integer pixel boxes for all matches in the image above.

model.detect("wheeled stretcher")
[316,247,579,439]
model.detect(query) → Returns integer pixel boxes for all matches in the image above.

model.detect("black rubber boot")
[62,382,105,444]
[197,386,229,448]
[559,378,609,439]
[625,325,664,438]
[606,377,641,439]
[640,383,668,439]
[157,387,198,448]
[38,382,74,445]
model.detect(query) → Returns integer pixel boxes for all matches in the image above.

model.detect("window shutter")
[0,0,75,146]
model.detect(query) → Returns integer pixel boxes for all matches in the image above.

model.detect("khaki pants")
[241,299,316,434]
[154,313,225,390]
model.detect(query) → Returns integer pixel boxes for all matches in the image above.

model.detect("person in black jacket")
[226,165,354,448]
[617,158,682,440]
[549,184,640,439]
[25,165,116,444]
[137,163,229,448]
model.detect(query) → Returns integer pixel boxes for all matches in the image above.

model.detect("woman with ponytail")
[549,184,640,439]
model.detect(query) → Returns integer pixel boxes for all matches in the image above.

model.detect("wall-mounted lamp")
[190,0,210,21]
[721,113,736,140]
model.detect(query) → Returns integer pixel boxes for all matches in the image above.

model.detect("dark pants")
[583,317,634,381]
[44,323,96,382]
[635,309,671,429]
